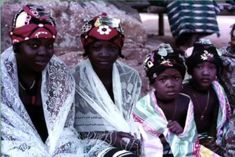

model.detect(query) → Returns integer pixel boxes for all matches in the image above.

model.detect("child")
[133,43,199,157]
[183,39,231,156]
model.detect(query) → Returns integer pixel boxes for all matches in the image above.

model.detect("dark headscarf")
[144,43,186,84]
[185,39,222,75]
[10,4,57,44]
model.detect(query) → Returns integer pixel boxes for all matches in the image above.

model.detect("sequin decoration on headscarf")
[80,13,124,50]
[184,39,222,75]
[144,43,186,84]
[10,4,57,44]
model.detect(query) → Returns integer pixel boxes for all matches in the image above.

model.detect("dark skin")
[153,68,188,135]
[183,61,221,154]
[86,40,140,155]
[15,38,55,142]
[86,40,120,101]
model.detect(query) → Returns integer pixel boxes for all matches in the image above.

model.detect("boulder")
[1,0,151,94]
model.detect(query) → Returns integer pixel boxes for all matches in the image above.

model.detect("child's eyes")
[46,44,54,49]
[158,78,167,82]
[174,76,181,81]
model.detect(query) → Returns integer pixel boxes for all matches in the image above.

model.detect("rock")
[1,0,150,94]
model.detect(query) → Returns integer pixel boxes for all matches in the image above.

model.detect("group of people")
[1,3,235,157]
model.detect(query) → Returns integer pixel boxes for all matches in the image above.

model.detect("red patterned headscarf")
[10,4,57,44]
[80,13,124,50]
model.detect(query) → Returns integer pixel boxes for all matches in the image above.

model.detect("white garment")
[73,59,142,134]
[1,47,110,157]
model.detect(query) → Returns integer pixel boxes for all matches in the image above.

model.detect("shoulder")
[178,93,191,107]
[49,56,73,78]
[116,60,141,79]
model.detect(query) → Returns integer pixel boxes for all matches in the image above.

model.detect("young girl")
[133,43,199,157]
[183,39,231,156]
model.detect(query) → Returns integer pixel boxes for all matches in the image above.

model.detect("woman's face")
[87,40,120,70]
[15,38,54,73]
[192,61,217,90]
[153,68,183,101]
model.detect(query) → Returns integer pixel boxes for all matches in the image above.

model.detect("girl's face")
[87,40,119,70]
[153,68,183,101]
[16,38,54,73]
[192,61,217,90]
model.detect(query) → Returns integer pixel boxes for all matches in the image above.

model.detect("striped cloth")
[166,0,220,40]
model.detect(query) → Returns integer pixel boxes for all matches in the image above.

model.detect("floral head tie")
[80,13,124,49]
[10,4,57,44]
[185,38,222,75]
[144,43,186,84]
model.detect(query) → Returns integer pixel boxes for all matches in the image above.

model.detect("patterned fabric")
[166,0,219,40]
[220,46,235,107]
[133,90,200,157]
[73,59,142,153]
[223,110,235,157]
[0,47,111,157]
[80,13,124,49]
[144,43,186,84]
[220,46,235,157]
[184,39,222,75]
[10,4,56,44]
[211,81,232,145]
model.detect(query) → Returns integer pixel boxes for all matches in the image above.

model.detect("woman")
[73,13,142,156]
[1,4,109,156]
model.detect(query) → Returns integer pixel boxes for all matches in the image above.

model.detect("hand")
[105,131,141,155]
[167,120,183,135]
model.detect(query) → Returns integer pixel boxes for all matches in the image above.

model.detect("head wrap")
[144,43,186,84]
[80,13,124,51]
[10,4,57,44]
[185,39,222,75]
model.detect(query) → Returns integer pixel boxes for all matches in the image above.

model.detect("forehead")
[196,61,216,67]
[158,68,181,76]
[20,38,54,45]
[90,40,118,47]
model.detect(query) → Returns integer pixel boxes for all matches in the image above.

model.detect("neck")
[155,91,175,105]
[190,79,210,93]
[93,66,113,80]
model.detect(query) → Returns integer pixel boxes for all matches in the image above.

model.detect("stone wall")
[1,0,154,95]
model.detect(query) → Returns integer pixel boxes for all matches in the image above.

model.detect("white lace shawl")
[1,47,83,157]
[73,59,142,134]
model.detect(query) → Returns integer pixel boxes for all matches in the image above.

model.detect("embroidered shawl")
[1,47,110,157]
[73,59,142,134]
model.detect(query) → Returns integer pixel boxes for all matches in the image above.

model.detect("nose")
[165,79,175,88]
[202,67,210,76]
[99,48,109,57]
[37,46,47,55]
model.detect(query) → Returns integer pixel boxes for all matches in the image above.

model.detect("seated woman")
[1,4,113,156]
[73,13,142,156]
[133,43,200,157]
[182,39,232,156]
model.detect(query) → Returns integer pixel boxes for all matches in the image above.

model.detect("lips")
[166,91,177,96]
[200,78,211,83]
